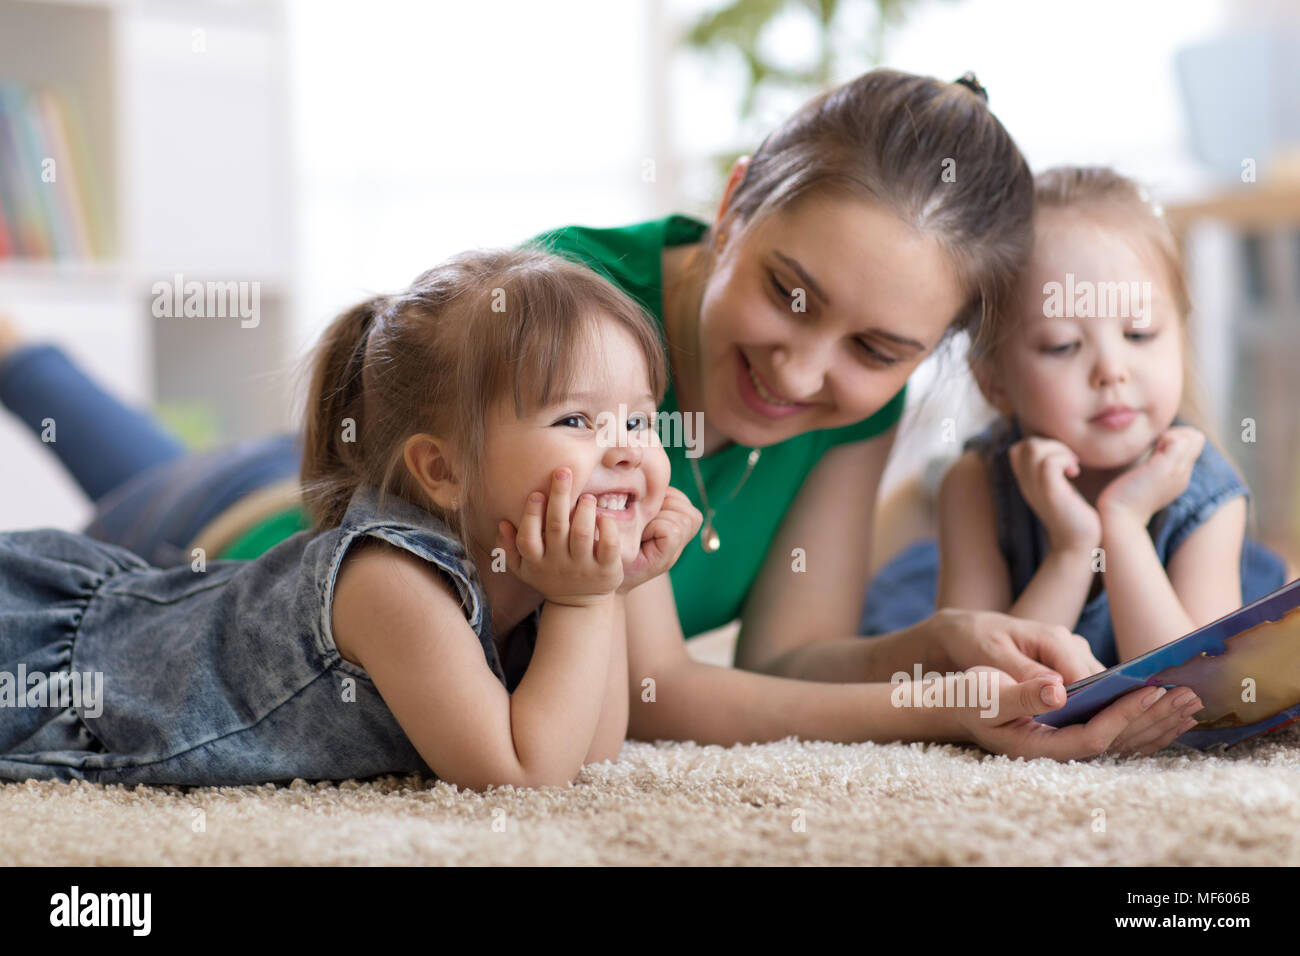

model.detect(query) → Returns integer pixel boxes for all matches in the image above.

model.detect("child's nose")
[1091,349,1129,388]
[602,432,643,467]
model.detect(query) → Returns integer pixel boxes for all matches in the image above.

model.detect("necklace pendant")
[701,512,721,552]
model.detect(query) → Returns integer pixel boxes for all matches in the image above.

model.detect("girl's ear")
[970,355,1014,416]
[403,433,461,512]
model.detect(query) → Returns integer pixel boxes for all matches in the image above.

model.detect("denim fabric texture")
[0,341,302,568]
[0,483,538,785]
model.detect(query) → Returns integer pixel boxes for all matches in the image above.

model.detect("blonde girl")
[938,167,1286,681]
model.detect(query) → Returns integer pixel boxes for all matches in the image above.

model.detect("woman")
[0,69,1194,758]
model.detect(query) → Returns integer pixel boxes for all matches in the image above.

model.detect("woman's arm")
[936,451,1094,630]
[624,570,1196,757]
[332,541,618,791]
[626,573,954,745]
[1102,495,1246,661]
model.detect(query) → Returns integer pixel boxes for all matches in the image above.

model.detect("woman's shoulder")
[525,214,707,256]
[522,215,707,301]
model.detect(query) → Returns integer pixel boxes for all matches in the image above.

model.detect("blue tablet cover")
[1035,577,1300,751]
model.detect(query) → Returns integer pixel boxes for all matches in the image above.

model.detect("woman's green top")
[220,214,907,637]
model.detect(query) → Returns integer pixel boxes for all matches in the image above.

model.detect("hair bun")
[953,71,988,102]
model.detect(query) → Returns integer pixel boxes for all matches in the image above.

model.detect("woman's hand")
[495,466,622,607]
[922,608,1104,685]
[1097,426,1205,527]
[956,667,1204,759]
[1008,436,1103,553]
[619,486,702,593]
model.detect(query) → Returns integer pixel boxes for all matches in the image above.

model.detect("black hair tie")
[953,71,988,102]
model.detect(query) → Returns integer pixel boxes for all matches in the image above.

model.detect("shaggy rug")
[3,624,1299,866]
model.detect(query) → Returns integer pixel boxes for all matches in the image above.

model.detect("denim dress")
[859,416,1288,666]
[0,484,539,786]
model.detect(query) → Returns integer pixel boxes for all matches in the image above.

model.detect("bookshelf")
[0,0,294,531]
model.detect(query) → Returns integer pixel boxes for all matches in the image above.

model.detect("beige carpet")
[4,624,1300,866]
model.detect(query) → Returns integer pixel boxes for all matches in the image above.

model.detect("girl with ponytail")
[0,248,701,790]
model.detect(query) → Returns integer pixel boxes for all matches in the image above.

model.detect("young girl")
[0,247,704,791]
[936,166,1287,669]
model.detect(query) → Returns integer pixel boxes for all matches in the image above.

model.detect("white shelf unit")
[0,0,295,532]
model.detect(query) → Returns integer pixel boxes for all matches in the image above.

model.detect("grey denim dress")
[0,484,539,786]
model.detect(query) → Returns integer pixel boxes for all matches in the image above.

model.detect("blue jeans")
[0,344,299,566]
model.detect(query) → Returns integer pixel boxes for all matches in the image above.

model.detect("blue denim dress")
[0,484,538,786]
[859,416,1288,666]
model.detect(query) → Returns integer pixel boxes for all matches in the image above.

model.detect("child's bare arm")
[1007,547,1095,630]
[938,449,1096,631]
[332,541,618,791]
[1166,496,1247,623]
[935,451,1014,612]
[1097,426,1242,661]
[1103,496,1245,661]
[583,593,629,766]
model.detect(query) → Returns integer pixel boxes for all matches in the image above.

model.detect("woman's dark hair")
[707,68,1035,350]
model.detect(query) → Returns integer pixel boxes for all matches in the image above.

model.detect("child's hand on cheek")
[1008,437,1102,554]
[617,486,703,593]
[494,467,624,607]
[1096,426,1205,527]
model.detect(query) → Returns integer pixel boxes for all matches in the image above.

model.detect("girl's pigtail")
[301,295,386,528]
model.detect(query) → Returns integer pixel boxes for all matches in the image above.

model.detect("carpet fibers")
[4,627,1299,866]
[3,723,1299,866]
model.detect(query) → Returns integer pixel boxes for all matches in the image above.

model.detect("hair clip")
[954,71,988,102]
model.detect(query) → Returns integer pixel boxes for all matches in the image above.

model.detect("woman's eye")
[769,272,793,301]
[856,338,899,367]
[554,413,590,429]
[1042,342,1080,355]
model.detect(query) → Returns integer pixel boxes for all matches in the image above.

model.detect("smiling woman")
[526,69,1033,651]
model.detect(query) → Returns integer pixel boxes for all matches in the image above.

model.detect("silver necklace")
[688,448,760,552]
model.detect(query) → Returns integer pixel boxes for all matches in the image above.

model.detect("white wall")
[285,0,661,359]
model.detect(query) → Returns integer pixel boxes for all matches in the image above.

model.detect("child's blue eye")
[1126,330,1156,342]
[627,413,650,431]
[554,414,590,429]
